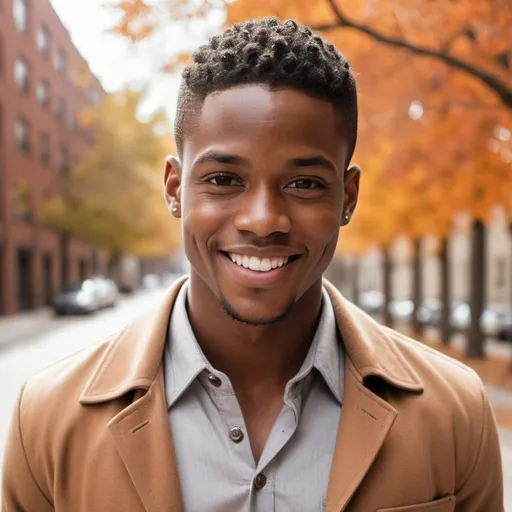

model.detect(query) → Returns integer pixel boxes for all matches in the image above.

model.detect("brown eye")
[207,174,241,186]
[288,179,322,189]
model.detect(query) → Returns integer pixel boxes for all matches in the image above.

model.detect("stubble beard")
[219,290,297,326]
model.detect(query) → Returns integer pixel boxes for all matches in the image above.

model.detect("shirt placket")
[249,380,307,511]
[199,370,309,512]
[199,370,260,488]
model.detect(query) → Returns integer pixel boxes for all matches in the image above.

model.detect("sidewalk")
[0,308,57,347]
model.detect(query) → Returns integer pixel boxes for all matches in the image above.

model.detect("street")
[0,288,511,508]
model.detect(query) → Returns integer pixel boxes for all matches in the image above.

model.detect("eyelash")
[205,173,326,190]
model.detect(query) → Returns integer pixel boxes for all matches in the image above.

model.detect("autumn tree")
[110,0,511,356]
[44,90,180,268]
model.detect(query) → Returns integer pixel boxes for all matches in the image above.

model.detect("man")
[2,17,503,512]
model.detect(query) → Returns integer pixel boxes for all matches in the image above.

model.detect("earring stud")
[344,212,350,221]
[172,206,178,213]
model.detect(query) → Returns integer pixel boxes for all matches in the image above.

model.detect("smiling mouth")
[220,252,300,272]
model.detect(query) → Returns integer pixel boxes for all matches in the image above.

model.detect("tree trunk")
[352,258,360,307]
[439,236,452,345]
[411,238,423,335]
[59,232,70,288]
[382,246,392,327]
[466,219,486,358]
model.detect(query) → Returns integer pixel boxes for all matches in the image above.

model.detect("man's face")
[166,85,359,325]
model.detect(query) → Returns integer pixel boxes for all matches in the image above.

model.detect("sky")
[49,0,223,122]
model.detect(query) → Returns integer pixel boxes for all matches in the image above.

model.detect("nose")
[233,185,291,237]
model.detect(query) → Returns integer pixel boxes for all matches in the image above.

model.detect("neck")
[186,274,323,390]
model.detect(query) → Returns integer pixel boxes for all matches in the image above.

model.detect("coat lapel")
[80,278,188,511]
[323,281,423,511]
[108,368,182,512]
[325,363,397,512]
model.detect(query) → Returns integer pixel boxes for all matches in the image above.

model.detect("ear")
[164,155,182,218]
[341,164,360,226]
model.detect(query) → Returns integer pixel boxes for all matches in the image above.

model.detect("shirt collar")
[163,283,343,409]
[286,287,343,404]
[163,281,212,408]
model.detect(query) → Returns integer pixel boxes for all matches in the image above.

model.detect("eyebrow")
[194,151,248,167]
[193,151,337,172]
[290,156,337,172]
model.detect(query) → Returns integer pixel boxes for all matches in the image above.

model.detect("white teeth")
[260,258,272,271]
[227,253,292,272]
[248,256,260,271]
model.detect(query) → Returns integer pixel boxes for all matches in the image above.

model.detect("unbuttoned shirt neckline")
[163,282,343,511]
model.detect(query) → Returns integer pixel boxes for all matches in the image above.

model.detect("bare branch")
[310,0,512,108]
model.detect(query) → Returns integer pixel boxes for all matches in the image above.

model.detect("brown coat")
[2,278,503,511]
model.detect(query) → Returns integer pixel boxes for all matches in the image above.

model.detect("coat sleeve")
[1,384,54,512]
[455,382,504,511]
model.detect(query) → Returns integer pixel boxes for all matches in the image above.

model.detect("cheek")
[294,204,341,250]
[181,189,228,249]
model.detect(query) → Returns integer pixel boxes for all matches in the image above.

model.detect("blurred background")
[0,0,511,504]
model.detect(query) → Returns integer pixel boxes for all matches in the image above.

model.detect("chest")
[240,394,284,462]
[168,378,341,512]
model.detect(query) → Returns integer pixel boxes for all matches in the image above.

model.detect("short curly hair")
[174,17,358,167]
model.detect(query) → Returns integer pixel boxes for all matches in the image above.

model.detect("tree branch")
[310,0,512,108]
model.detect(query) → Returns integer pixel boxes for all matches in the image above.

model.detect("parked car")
[496,311,512,342]
[388,299,414,324]
[142,273,161,289]
[359,291,383,316]
[416,298,441,327]
[91,276,118,308]
[53,279,100,315]
[116,256,141,294]
[451,303,512,338]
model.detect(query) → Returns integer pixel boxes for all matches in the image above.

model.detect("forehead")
[182,85,347,165]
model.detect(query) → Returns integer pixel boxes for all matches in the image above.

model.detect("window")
[40,132,50,165]
[14,182,33,222]
[53,48,66,72]
[36,25,50,54]
[14,117,30,153]
[14,57,29,92]
[57,143,69,174]
[13,0,28,33]
[55,97,66,120]
[36,79,50,108]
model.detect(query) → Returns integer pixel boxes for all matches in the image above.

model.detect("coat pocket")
[376,494,455,512]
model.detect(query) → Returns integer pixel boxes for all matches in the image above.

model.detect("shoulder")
[19,330,122,420]
[382,325,485,401]
[381,326,502,500]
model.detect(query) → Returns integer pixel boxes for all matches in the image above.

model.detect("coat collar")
[80,276,422,405]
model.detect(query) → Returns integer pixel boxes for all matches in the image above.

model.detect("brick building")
[0,0,107,315]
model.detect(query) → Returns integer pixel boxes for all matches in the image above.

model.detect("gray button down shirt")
[163,283,343,511]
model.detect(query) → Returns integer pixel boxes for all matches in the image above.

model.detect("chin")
[219,291,297,326]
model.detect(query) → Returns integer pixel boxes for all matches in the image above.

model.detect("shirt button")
[229,426,244,443]
[254,473,267,490]
[208,373,222,387]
